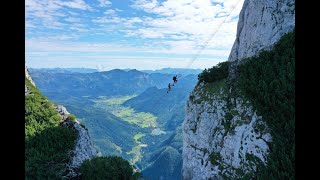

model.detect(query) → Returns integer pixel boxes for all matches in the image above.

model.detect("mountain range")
[29,68,198,180]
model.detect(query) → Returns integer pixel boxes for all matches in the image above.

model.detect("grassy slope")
[25,78,77,179]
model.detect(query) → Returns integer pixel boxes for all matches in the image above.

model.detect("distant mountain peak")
[108,68,125,72]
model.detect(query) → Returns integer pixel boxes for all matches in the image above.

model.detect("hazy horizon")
[28,66,204,70]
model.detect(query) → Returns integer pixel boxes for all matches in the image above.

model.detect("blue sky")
[26,0,244,71]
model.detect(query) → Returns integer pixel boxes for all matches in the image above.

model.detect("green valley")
[129,132,147,165]
[30,69,199,180]
[93,96,157,165]
[93,96,157,128]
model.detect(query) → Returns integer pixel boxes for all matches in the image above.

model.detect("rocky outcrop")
[25,85,31,94]
[25,67,36,94]
[228,0,295,77]
[182,82,271,179]
[66,121,101,177]
[69,122,101,168]
[25,66,36,87]
[55,105,70,121]
[54,105,101,178]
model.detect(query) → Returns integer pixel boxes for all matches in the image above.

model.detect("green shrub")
[209,152,221,166]
[198,61,230,83]
[79,156,141,180]
[67,114,77,121]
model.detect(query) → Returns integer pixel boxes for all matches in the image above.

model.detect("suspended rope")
[163,0,242,96]
[184,0,242,69]
[171,0,242,81]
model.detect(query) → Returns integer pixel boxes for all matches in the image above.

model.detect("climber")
[167,83,171,93]
[173,75,178,84]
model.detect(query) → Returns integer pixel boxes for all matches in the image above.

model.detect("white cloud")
[92,15,143,30]
[68,11,80,16]
[93,16,124,24]
[26,34,79,42]
[137,29,165,38]
[26,38,229,57]
[104,9,116,15]
[26,0,245,69]
[26,21,36,29]
[118,0,244,62]
[69,27,89,32]
[64,17,81,22]
[131,0,159,11]
[127,17,143,24]
[57,0,91,10]
[26,38,137,53]
[26,0,64,29]
[26,0,92,31]
[97,0,112,7]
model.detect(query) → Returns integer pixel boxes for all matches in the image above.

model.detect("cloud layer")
[26,0,244,69]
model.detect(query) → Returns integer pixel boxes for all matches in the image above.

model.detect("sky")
[25,0,244,71]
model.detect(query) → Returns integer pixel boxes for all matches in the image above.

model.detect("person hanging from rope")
[172,75,178,86]
[167,83,171,93]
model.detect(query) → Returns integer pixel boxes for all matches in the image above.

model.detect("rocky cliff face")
[228,0,295,78]
[182,0,295,179]
[25,67,36,94]
[182,82,271,179]
[229,0,295,63]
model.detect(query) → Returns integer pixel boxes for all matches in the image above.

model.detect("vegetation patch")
[94,96,157,128]
[253,121,267,134]
[209,152,221,166]
[25,78,77,179]
[79,156,141,180]
[128,145,143,165]
[224,111,233,121]
[195,79,227,105]
[198,61,230,83]
[67,114,77,121]
[99,95,137,106]
[222,119,231,136]
[237,30,295,179]
[212,126,222,137]
[189,95,195,102]
[134,133,145,143]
